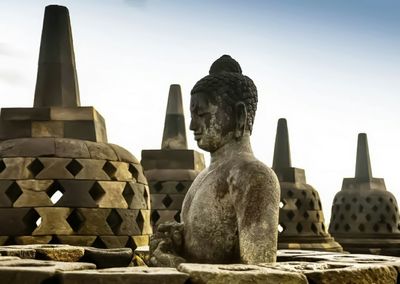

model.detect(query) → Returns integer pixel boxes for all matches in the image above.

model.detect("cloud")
[124,0,147,8]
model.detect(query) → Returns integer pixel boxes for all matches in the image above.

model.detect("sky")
[0,0,399,224]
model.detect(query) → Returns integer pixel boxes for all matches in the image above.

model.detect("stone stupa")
[0,5,151,249]
[273,118,342,251]
[329,133,400,255]
[141,85,205,229]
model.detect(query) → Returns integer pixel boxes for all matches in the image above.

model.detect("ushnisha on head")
[189,55,258,152]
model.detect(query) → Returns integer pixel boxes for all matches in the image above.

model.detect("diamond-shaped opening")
[386,205,391,212]
[89,182,106,202]
[46,181,65,204]
[295,199,302,209]
[358,223,365,232]
[359,205,364,213]
[66,159,83,176]
[128,164,139,180]
[176,182,185,193]
[301,190,307,197]
[387,224,393,232]
[366,214,371,221]
[162,194,173,208]
[378,197,383,202]
[286,210,295,220]
[344,223,351,232]
[311,223,318,234]
[125,237,137,251]
[92,237,107,248]
[107,209,123,235]
[373,224,380,232]
[352,197,357,203]
[287,190,294,197]
[143,187,149,206]
[303,211,309,219]
[49,236,60,244]
[27,158,44,176]
[345,204,351,211]
[5,182,22,203]
[67,209,85,232]
[279,200,285,209]
[122,183,135,205]
[23,209,41,234]
[136,211,145,233]
[278,223,285,233]
[379,214,386,222]
[296,223,303,233]
[151,210,160,225]
[366,197,371,203]
[0,159,6,173]
[372,205,378,212]
[339,214,344,220]
[103,161,117,180]
[351,214,357,220]
[334,223,339,231]
[309,200,315,209]
[174,210,181,222]
[154,182,163,192]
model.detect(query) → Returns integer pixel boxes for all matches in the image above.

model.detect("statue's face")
[189,92,235,152]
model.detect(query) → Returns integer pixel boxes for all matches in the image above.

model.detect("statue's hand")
[149,221,186,267]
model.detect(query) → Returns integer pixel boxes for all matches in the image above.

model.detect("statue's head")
[190,55,258,152]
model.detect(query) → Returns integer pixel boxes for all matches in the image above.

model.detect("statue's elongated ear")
[235,102,247,138]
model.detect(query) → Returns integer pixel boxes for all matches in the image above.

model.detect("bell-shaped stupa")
[0,5,151,249]
[273,118,342,251]
[141,85,205,229]
[329,133,400,255]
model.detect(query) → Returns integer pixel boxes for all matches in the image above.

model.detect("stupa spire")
[34,5,80,107]
[272,118,292,172]
[355,133,373,181]
[161,84,187,149]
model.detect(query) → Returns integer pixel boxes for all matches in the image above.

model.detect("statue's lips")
[194,133,202,141]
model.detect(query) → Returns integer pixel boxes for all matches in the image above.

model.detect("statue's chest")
[183,169,235,222]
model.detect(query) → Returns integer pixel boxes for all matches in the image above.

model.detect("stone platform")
[0,245,400,283]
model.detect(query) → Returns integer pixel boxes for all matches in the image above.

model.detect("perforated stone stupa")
[273,119,342,251]
[0,5,151,249]
[329,133,400,255]
[141,85,205,228]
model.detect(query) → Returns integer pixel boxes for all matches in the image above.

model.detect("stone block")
[14,236,53,245]
[54,180,97,208]
[96,181,127,208]
[64,121,98,142]
[178,263,308,284]
[33,207,73,235]
[57,267,189,284]
[144,169,199,181]
[109,144,140,164]
[85,141,118,161]
[141,149,205,171]
[0,208,38,235]
[95,236,129,249]
[0,247,36,259]
[124,182,148,210]
[56,236,97,247]
[72,208,113,235]
[0,258,95,284]
[74,159,110,180]
[34,157,74,179]
[13,180,53,207]
[0,120,31,140]
[32,121,64,138]
[109,161,133,181]
[55,138,91,159]
[81,247,133,268]
[0,157,35,180]
[0,138,56,157]
[151,210,180,227]
[50,107,95,121]
[0,107,51,121]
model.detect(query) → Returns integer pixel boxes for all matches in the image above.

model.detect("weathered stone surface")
[0,246,36,259]
[58,267,189,284]
[81,247,133,268]
[4,244,85,262]
[178,263,307,284]
[150,55,280,266]
[0,258,95,284]
[274,118,342,252]
[329,133,400,255]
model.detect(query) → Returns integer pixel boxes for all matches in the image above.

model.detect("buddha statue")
[150,55,280,266]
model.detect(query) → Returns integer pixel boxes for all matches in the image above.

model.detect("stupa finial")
[161,84,187,149]
[272,118,292,172]
[355,133,373,181]
[34,5,80,107]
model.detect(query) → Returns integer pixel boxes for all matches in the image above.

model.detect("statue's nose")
[189,118,197,131]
